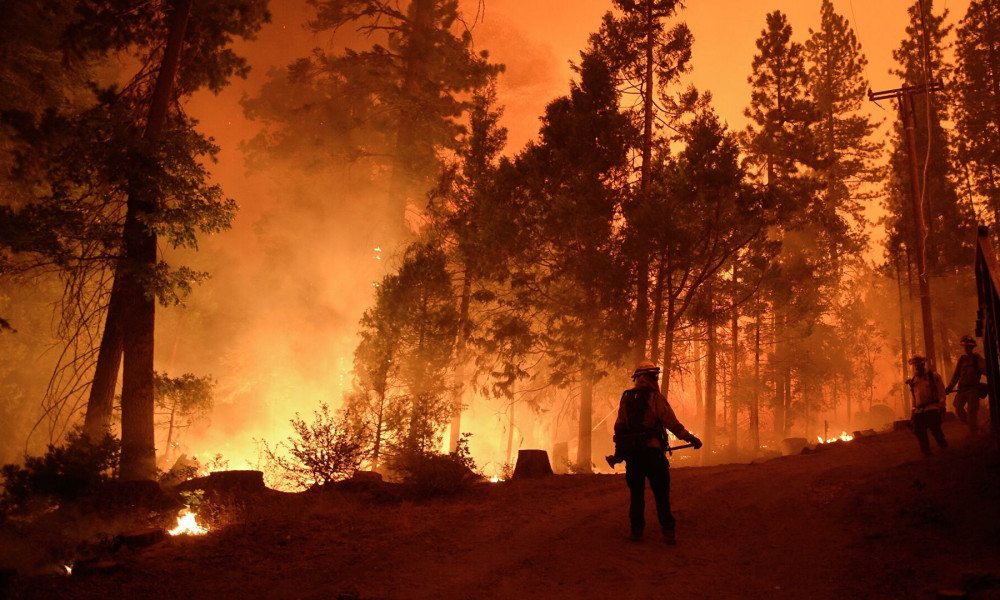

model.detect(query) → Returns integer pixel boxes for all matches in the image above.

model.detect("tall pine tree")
[952,0,1000,229]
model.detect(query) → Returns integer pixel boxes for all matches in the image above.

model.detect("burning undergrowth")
[0,410,489,580]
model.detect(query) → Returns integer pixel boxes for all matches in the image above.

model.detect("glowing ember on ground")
[63,564,72,575]
[168,509,208,536]
[489,476,502,483]
[816,431,855,444]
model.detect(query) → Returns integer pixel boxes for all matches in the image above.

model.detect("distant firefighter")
[609,360,701,545]
[905,355,949,457]
[945,335,987,437]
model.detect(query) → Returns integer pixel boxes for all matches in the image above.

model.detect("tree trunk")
[894,250,910,417]
[772,310,784,436]
[649,256,666,364]
[660,290,676,401]
[832,377,838,422]
[164,402,177,464]
[372,390,385,468]
[632,1,658,364]
[387,0,437,241]
[729,286,739,460]
[119,0,192,482]
[751,308,760,452]
[938,322,953,381]
[407,287,431,452]
[704,308,717,464]
[83,273,125,438]
[803,384,810,440]
[693,338,703,427]
[118,183,161,480]
[449,266,474,451]
[846,372,853,429]
[506,398,515,466]
[577,363,595,473]
[783,367,792,438]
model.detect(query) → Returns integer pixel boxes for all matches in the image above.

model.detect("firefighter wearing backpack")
[945,335,987,437]
[610,360,702,545]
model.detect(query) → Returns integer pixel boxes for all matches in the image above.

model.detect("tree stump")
[512,449,553,479]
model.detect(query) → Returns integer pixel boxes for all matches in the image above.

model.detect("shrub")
[260,403,368,490]
[0,429,120,515]
[394,434,482,498]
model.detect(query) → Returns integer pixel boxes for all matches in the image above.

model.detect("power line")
[847,0,871,85]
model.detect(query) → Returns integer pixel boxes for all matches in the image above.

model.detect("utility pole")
[869,81,944,369]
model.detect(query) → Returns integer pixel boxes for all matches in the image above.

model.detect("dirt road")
[13,421,1000,599]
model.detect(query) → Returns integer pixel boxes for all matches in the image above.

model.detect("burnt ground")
[5,420,1000,600]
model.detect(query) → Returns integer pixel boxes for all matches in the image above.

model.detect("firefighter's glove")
[689,435,703,450]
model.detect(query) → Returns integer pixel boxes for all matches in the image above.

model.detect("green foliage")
[353,243,460,460]
[154,371,214,421]
[0,429,119,515]
[598,0,692,108]
[393,433,482,498]
[261,404,368,490]
[0,0,93,115]
[243,0,501,231]
[952,0,1000,229]
[5,98,237,297]
[804,0,881,259]
[4,0,267,275]
[66,0,271,96]
[520,48,634,381]
[743,10,816,187]
[179,489,205,511]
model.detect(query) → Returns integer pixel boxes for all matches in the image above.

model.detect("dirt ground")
[6,420,1000,600]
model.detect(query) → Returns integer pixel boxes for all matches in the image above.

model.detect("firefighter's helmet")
[908,354,927,366]
[960,335,977,347]
[632,360,661,381]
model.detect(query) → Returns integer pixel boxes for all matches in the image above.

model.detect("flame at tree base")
[168,509,208,536]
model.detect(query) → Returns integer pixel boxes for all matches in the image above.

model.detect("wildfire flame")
[168,509,208,536]
[816,431,855,444]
